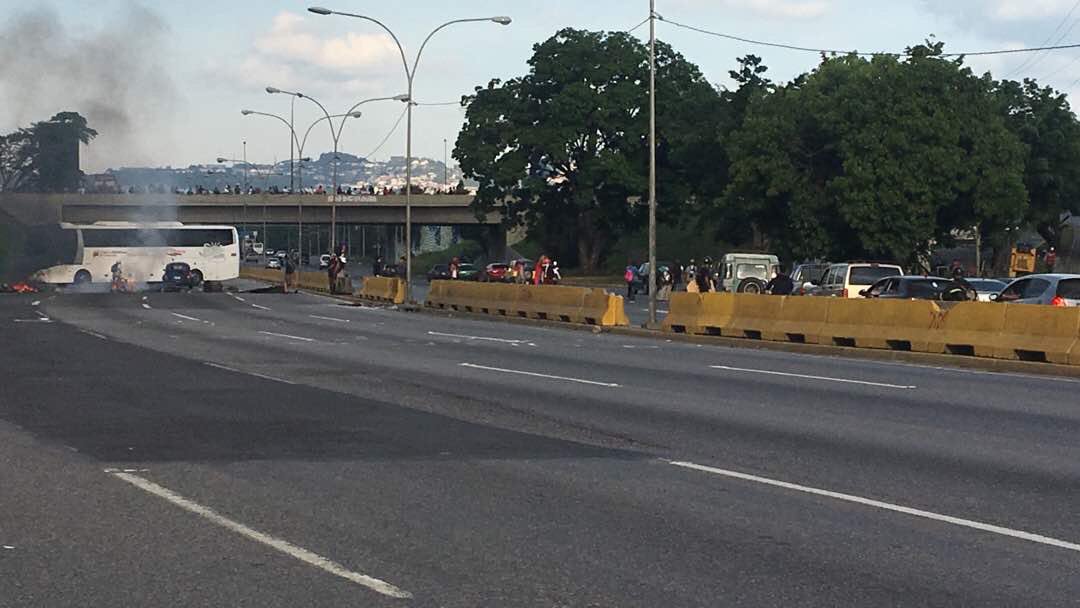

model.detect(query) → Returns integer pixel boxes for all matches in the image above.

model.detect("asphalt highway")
[1,285,1078,606]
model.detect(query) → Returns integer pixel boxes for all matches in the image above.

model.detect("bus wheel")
[73,270,92,285]
[191,270,204,287]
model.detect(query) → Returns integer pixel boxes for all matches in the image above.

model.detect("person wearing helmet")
[944,267,978,301]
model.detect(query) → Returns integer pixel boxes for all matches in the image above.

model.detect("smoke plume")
[0,3,180,172]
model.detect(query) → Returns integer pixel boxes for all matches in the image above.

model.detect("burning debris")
[1,282,38,294]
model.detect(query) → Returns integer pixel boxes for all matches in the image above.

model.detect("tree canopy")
[0,111,97,192]
[455,28,722,272]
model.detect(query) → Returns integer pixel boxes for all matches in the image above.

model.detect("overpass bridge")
[0,193,507,259]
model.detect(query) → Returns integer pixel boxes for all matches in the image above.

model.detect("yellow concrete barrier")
[425,281,628,326]
[927,302,1005,358]
[821,298,940,352]
[723,294,786,341]
[358,276,405,305]
[992,304,1080,364]
[661,293,705,334]
[240,267,331,292]
[773,296,832,344]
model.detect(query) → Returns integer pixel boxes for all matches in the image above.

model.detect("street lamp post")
[309,6,511,300]
[216,156,252,243]
[647,0,658,328]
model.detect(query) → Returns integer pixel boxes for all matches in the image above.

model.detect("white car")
[813,263,904,298]
[966,278,1008,302]
[266,258,282,270]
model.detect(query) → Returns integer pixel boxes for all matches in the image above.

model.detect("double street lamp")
[309,6,511,300]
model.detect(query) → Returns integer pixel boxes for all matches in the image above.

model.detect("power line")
[659,15,1080,58]
[626,17,649,35]
[363,105,408,160]
[1006,0,1080,78]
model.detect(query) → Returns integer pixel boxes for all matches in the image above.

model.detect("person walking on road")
[625,262,638,302]
[283,251,298,294]
[765,266,795,295]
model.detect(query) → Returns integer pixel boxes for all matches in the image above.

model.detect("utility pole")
[444,138,449,190]
[647,0,658,328]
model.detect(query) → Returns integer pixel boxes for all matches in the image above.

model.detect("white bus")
[30,222,240,288]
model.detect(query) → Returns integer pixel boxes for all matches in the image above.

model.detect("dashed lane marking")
[172,313,203,322]
[258,331,316,343]
[429,331,529,345]
[669,460,1080,554]
[80,329,109,341]
[251,304,272,311]
[107,471,412,598]
[459,362,620,388]
[709,365,916,390]
[204,362,297,385]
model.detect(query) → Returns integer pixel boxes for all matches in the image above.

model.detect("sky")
[2,0,1080,173]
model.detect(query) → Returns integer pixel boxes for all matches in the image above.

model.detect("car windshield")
[850,266,901,285]
[905,279,947,298]
[736,263,769,280]
[1057,279,1080,299]
[968,279,1007,292]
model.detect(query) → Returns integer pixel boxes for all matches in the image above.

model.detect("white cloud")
[671,0,832,19]
[990,0,1078,20]
[250,11,400,78]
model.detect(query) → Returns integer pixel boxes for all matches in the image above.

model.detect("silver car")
[992,274,1080,306]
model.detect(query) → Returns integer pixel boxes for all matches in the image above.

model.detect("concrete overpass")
[0,192,508,261]
[0,193,499,226]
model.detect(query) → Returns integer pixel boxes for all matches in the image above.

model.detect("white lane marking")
[2,545,14,550]
[13,318,52,323]
[35,310,49,319]
[30,300,40,307]
[429,331,529,345]
[669,460,1080,553]
[709,365,916,390]
[172,313,203,322]
[141,303,152,310]
[205,362,296,385]
[231,295,247,302]
[459,362,620,388]
[622,345,659,350]
[310,315,350,323]
[80,329,109,341]
[259,331,316,343]
[251,304,272,311]
[108,471,411,598]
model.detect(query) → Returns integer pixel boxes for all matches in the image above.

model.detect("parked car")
[266,257,282,270]
[276,251,287,260]
[717,253,780,293]
[812,262,904,298]
[457,263,481,281]
[319,254,332,270]
[161,262,198,291]
[790,263,830,296]
[426,264,451,282]
[483,262,511,282]
[508,259,534,283]
[860,276,954,300]
[965,278,1009,302]
[992,274,1080,306]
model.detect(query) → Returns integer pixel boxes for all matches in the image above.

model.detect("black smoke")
[0,3,180,172]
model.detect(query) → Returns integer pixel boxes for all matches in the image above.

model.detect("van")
[718,253,780,293]
[815,263,904,298]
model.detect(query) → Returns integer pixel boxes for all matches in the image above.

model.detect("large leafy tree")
[0,112,97,192]
[455,28,721,271]
[995,79,1080,251]
[724,44,1027,265]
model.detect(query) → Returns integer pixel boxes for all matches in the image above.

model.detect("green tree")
[725,44,1027,265]
[0,112,97,192]
[455,28,720,272]
[995,79,1080,251]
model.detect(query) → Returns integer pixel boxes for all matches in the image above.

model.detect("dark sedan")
[426,264,451,282]
[161,262,198,291]
[860,276,957,300]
